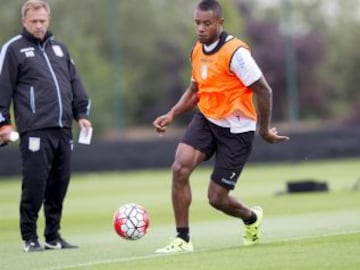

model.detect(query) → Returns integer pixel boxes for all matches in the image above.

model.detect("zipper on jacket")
[39,41,64,128]
[29,86,36,113]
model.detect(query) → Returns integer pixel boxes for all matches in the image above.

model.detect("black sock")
[176,227,190,242]
[243,211,257,225]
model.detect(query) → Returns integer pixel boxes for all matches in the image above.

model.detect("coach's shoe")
[44,238,79,250]
[155,237,194,254]
[24,239,43,252]
[243,206,263,246]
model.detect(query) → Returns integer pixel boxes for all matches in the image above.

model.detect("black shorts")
[181,112,254,190]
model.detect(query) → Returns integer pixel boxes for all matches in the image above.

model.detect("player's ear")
[217,17,224,31]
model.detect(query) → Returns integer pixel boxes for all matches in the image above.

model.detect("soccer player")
[153,0,289,253]
[0,0,92,252]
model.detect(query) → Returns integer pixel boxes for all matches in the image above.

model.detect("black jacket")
[0,29,90,133]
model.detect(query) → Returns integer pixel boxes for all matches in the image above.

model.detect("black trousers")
[19,128,73,242]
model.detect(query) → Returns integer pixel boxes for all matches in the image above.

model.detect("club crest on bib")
[201,63,208,80]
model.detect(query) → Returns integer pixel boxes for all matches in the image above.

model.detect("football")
[113,203,150,240]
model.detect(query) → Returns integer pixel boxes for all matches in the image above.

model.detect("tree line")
[1,0,359,138]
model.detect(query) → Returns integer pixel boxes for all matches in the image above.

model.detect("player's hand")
[152,114,173,134]
[260,127,290,143]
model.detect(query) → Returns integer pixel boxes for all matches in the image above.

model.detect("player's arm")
[250,75,289,143]
[153,80,198,134]
[231,47,289,143]
[168,80,198,118]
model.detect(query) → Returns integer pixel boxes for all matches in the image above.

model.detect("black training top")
[0,28,90,133]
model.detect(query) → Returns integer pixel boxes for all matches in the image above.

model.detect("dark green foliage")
[1,0,360,136]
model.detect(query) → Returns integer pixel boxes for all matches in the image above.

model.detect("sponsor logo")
[220,177,236,187]
[24,241,38,252]
[220,172,237,187]
[46,242,62,249]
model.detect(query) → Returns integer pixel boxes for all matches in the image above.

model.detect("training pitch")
[0,158,359,270]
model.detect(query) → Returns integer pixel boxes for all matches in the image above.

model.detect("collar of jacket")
[21,28,54,45]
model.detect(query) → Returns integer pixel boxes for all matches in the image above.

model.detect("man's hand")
[0,125,14,143]
[152,114,174,134]
[260,127,290,143]
[78,119,92,129]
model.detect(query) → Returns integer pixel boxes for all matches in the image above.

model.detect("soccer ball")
[113,203,150,240]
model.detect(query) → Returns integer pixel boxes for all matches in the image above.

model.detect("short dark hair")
[197,0,222,18]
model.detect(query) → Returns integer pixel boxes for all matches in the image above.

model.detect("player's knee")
[171,160,191,179]
[208,192,225,210]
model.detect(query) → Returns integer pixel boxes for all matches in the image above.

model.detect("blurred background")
[1,0,360,174]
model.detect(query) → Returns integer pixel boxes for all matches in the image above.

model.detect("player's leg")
[207,181,253,219]
[155,143,205,254]
[171,142,206,239]
[208,128,263,246]
[208,175,263,246]
[155,112,214,253]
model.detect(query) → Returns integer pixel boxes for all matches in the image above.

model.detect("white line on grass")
[42,230,360,270]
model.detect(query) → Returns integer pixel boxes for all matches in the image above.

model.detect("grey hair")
[21,0,50,17]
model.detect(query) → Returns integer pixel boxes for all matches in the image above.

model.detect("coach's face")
[194,8,223,46]
[22,7,50,41]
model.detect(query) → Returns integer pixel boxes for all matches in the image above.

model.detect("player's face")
[22,7,50,41]
[194,8,223,45]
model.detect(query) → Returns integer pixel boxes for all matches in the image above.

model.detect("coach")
[0,0,91,252]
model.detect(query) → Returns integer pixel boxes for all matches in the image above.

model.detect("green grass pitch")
[0,158,359,270]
